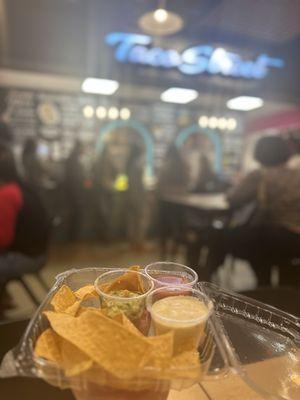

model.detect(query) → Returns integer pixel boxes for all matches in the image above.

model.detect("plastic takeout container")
[0,268,299,400]
[0,268,225,400]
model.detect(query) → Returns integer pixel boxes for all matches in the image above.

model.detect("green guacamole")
[102,289,143,319]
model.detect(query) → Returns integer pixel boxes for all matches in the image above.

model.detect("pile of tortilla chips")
[34,268,201,391]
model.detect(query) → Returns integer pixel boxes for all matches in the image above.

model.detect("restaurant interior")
[1,0,300,316]
[0,2,300,399]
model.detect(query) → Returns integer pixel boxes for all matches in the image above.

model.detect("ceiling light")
[120,107,131,120]
[198,116,209,128]
[82,105,94,118]
[108,107,119,119]
[227,96,263,111]
[81,78,119,95]
[138,9,183,36]
[208,116,218,129]
[227,118,237,130]
[217,117,228,130]
[161,87,198,104]
[153,8,168,23]
[96,106,107,119]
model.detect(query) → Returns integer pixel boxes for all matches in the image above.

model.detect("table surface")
[0,320,298,400]
[162,193,229,211]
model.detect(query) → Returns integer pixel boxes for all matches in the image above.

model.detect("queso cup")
[146,286,213,354]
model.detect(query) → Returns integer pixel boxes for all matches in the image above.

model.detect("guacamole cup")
[95,269,154,334]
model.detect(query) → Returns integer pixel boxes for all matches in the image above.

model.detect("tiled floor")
[4,241,256,320]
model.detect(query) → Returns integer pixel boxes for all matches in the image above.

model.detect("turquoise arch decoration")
[96,119,155,177]
[175,125,222,173]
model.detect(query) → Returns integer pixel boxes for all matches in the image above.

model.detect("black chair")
[1,258,50,310]
[8,271,49,307]
[277,258,300,287]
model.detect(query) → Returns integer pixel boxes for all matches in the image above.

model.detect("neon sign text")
[106,32,284,79]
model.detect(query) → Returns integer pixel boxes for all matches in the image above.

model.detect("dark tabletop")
[161,193,229,212]
[241,287,300,317]
[0,319,74,400]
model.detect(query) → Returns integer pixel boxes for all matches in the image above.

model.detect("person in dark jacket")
[0,122,13,146]
[157,144,188,259]
[22,137,44,187]
[199,136,300,285]
[126,144,146,248]
[64,140,85,240]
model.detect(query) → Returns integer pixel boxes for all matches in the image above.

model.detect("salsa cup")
[144,262,198,288]
[94,269,154,334]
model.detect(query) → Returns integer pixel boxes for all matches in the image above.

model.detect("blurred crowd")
[1,121,300,315]
[0,123,224,246]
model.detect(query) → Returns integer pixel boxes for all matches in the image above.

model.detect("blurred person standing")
[183,134,222,193]
[0,122,13,146]
[157,144,188,196]
[64,140,85,241]
[203,136,300,285]
[157,144,188,259]
[192,153,217,192]
[22,137,44,188]
[126,144,146,249]
[93,146,118,241]
[0,143,49,311]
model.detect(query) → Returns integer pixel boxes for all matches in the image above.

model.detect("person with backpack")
[0,143,50,309]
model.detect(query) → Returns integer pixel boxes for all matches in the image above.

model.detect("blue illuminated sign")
[105,32,284,79]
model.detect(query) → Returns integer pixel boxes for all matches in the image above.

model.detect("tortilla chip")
[128,265,141,272]
[34,328,62,364]
[60,338,93,377]
[121,314,143,337]
[103,270,144,294]
[51,285,77,313]
[85,365,159,392]
[129,266,145,293]
[44,309,152,379]
[111,313,123,324]
[166,351,201,379]
[64,301,82,316]
[145,332,174,369]
[76,305,101,317]
[292,375,300,386]
[75,285,98,300]
[34,327,93,377]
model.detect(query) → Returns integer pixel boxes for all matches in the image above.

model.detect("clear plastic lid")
[199,282,300,400]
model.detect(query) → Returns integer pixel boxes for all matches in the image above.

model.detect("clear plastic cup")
[146,286,213,354]
[144,262,198,288]
[94,269,154,334]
